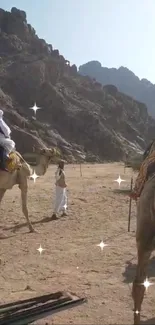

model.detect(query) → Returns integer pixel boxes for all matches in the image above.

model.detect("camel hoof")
[61,212,68,217]
[34,229,40,234]
[29,228,37,233]
[51,214,59,220]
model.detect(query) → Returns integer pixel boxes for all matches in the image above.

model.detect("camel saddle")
[0,148,22,172]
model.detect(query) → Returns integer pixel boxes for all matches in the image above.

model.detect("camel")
[0,147,60,237]
[132,173,155,324]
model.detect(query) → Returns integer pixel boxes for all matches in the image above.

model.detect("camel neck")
[34,156,48,176]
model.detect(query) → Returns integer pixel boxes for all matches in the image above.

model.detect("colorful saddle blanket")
[0,148,22,172]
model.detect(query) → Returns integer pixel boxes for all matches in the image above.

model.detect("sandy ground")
[0,163,155,325]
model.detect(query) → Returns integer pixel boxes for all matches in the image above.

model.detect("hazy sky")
[1,0,155,83]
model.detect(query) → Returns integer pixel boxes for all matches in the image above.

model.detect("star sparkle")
[30,170,40,183]
[29,102,42,118]
[97,240,108,251]
[114,175,125,187]
[37,244,45,255]
[134,310,140,315]
[142,278,153,291]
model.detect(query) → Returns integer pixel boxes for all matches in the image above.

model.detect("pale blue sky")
[1,0,155,83]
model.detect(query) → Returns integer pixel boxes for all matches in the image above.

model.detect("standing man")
[52,160,68,220]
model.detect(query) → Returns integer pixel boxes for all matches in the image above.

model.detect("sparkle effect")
[142,278,153,291]
[114,175,125,187]
[29,103,42,118]
[97,240,108,251]
[37,244,45,255]
[30,171,40,183]
[134,310,140,315]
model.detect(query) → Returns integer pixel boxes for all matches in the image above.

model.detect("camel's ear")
[33,146,40,154]
[33,146,40,153]
[41,148,46,154]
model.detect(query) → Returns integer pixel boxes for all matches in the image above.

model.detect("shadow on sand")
[122,257,155,284]
[112,188,131,195]
[123,258,155,324]
[141,317,155,324]
[1,215,60,236]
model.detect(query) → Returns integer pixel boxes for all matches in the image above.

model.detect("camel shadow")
[0,233,15,240]
[112,188,131,195]
[2,216,59,233]
[122,257,155,283]
[141,317,155,324]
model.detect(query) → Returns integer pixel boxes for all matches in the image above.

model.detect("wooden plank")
[0,291,87,325]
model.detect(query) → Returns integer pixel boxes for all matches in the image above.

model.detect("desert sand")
[0,163,155,324]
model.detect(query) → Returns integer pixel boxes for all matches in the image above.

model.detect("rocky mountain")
[0,7,155,162]
[79,61,155,118]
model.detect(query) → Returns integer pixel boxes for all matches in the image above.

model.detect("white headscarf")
[0,110,11,137]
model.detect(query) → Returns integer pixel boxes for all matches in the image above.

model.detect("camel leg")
[20,186,35,233]
[132,242,151,325]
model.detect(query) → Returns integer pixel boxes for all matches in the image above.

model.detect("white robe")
[53,167,67,214]
[0,110,15,154]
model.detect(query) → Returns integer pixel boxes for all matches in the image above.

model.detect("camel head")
[41,147,61,161]
[33,146,61,164]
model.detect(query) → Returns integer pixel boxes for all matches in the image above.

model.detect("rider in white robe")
[0,110,15,170]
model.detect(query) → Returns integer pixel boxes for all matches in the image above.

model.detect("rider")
[0,110,15,171]
[129,139,155,200]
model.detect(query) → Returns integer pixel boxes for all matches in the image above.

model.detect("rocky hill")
[0,7,155,162]
[79,61,155,118]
